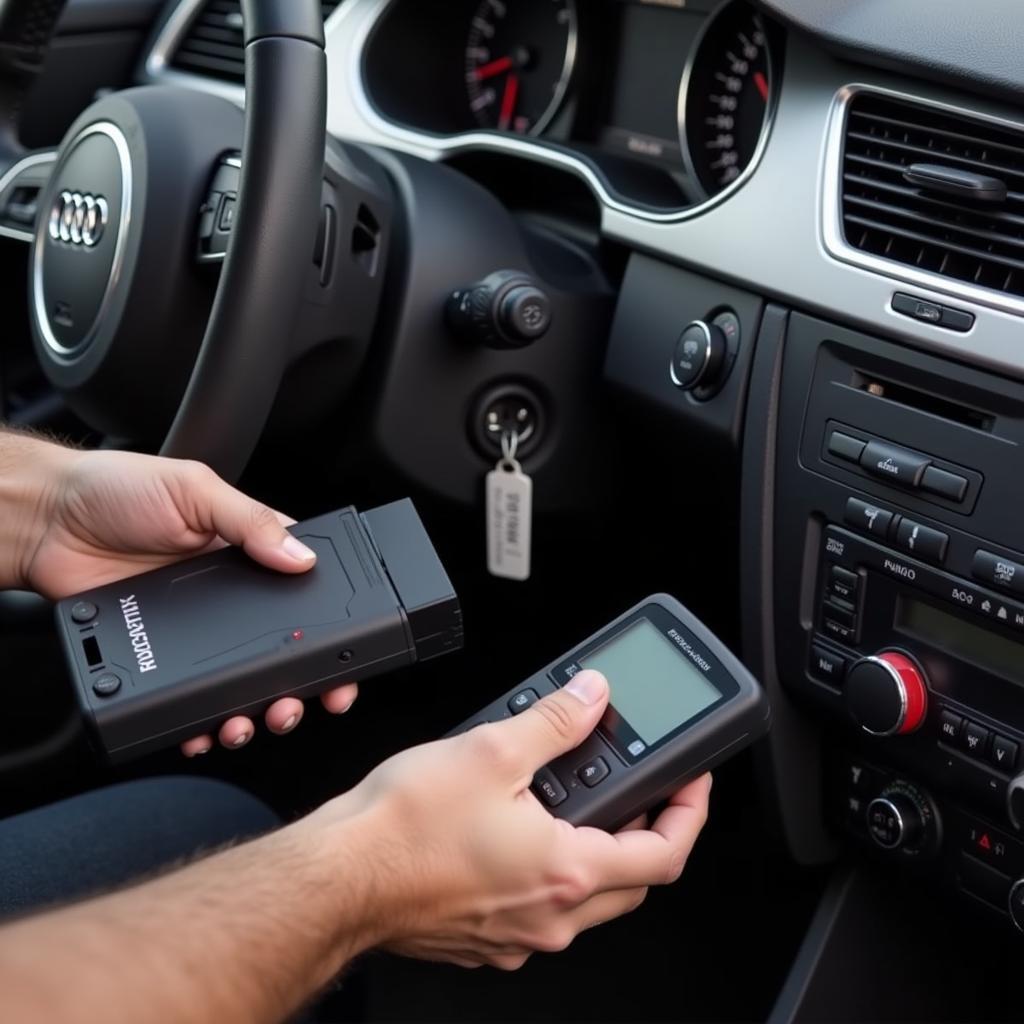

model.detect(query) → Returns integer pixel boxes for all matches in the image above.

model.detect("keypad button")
[71,601,98,624]
[577,757,610,788]
[508,689,539,715]
[92,674,121,698]
[532,767,568,807]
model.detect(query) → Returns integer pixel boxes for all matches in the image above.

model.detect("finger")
[181,735,214,758]
[265,698,304,735]
[618,813,649,833]
[572,774,712,891]
[321,683,359,715]
[178,464,315,574]
[491,670,610,780]
[219,716,255,750]
[568,886,649,937]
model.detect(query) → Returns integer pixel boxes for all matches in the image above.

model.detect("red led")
[291,629,304,641]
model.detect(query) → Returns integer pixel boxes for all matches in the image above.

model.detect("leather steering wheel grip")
[160,0,327,482]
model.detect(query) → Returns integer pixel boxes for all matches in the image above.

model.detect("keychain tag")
[486,432,533,581]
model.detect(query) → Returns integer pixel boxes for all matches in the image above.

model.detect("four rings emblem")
[48,191,109,248]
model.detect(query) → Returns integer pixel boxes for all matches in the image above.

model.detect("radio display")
[896,597,1024,685]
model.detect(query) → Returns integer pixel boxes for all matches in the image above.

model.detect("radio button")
[961,721,991,759]
[859,441,931,488]
[823,618,856,644]
[827,430,867,463]
[830,566,860,601]
[939,710,963,744]
[844,498,894,538]
[810,643,847,685]
[921,465,969,503]
[991,735,1019,773]
[822,600,856,628]
[895,519,949,564]
[972,550,1024,596]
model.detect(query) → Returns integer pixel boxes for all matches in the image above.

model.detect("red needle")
[499,74,519,131]
[753,70,769,102]
[474,55,514,81]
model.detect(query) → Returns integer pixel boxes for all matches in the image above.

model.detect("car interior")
[2,0,1024,1020]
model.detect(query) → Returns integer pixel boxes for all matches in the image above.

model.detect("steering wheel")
[1,0,327,483]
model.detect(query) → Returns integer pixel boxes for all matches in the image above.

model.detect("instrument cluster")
[361,0,780,211]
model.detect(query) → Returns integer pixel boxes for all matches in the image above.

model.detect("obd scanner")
[451,594,769,831]
[56,499,462,762]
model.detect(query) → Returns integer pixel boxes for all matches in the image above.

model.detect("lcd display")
[580,618,721,746]
[896,597,1024,685]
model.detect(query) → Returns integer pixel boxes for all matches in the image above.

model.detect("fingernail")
[282,536,316,563]
[232,732,252,748]
[281,714,298,733]
[564,670,607,706]
[195,745,212,756]
[336,697,355,715]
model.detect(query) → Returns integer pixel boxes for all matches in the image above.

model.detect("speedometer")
[464,0,577,136]
[680,2,774,197]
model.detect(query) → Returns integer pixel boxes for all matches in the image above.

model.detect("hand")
[309,670,711,969]
[19,445,359,754]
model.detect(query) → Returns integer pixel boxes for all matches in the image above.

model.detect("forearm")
[0,428,75,590]
[0,808,386,1024]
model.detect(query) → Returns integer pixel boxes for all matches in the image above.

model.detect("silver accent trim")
[0,151,57,243]
[866,796,905,850]
[669,320,714,389]
[858,655,908,737]
[345,0,778,224]
[32,122,134,358]
[1009,878,1024,932]
[823,83,1024,319]
[677,2,776,203]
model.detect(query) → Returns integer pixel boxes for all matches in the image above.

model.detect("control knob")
[1008,879,1024,933]
[845,651,928,737]
[446,270,552,349]
[866,780,938,854]
[669,320,727,391]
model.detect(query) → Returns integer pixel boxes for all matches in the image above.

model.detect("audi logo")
[48,191,109,248]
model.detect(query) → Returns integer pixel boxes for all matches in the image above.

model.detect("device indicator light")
[291,629,304,641]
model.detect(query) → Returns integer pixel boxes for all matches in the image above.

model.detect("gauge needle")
[474,55,515,81]
[498,74,520,131]
[753,70,769,102]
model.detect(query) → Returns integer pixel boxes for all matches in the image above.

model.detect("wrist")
[0,431,80,590]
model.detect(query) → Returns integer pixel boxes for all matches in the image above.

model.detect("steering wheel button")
[217,194,237,233]
[70,601,98,624]
[92,674,121,698]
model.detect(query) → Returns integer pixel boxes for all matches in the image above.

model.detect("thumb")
[186,465,317,574]
[499,670,610,778]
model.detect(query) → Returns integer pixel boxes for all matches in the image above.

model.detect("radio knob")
[845,651,928,737]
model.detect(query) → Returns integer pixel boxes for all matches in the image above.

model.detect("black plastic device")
[56,500,462,762]
[451,594,770,831]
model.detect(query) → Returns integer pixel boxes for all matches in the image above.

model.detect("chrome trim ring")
[859,655,908,737]
[0,151,57,243]
[677,1,776,203]
[32,122,133,358]
[822,83,1024,320]
[669,320,714,389]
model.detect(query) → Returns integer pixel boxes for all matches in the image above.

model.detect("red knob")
[846,651,928,737]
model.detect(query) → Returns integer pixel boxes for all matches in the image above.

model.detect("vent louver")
[841,91,1024,301]
[170,1,341,84]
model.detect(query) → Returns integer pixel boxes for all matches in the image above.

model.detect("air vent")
[841,92,1024,301]
[170,1,342,84]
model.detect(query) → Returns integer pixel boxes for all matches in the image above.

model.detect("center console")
[772,312,1024,933]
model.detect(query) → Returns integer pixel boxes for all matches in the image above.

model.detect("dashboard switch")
[921,466,968,503]
[972,550,1024,596]
[844,498,894,538]
[846,651,928,737]
[447,270,552,349]
[670,320,726,391]
[827,430,867,463]
[895,519,949,564]
[860,441,931,488]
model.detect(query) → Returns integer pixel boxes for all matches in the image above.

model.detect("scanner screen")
[581,617,721,746]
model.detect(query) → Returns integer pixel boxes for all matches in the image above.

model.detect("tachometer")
[464,0,577,136]
[680,2,774,197]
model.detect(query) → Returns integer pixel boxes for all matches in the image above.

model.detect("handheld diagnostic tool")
[56,500,462,762]
[451,594,769,831]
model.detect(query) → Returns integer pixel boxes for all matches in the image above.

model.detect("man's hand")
[308,669,711,969]
[3,435,358,753]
